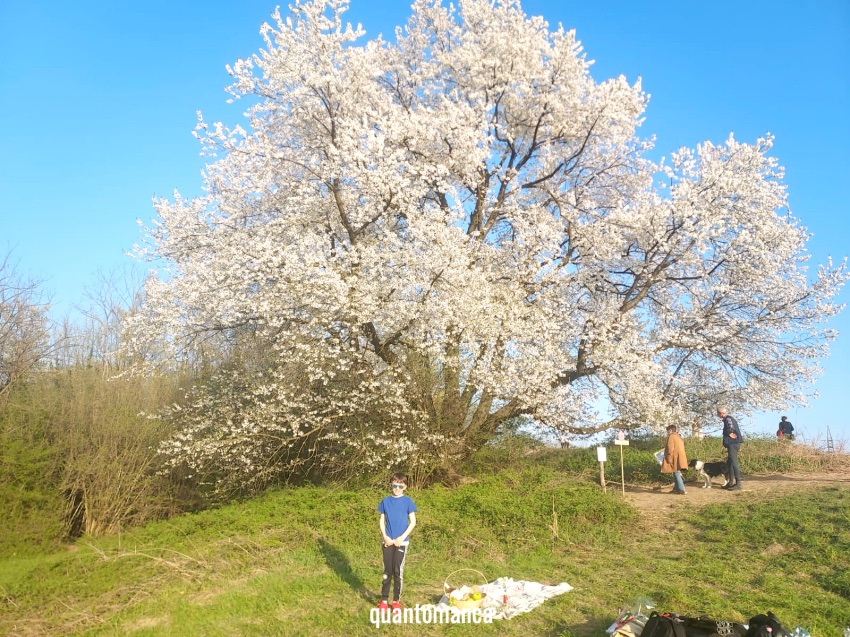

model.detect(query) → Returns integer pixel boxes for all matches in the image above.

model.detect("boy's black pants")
[380,544,407,601]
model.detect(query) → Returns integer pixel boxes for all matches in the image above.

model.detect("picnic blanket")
[422,576,573,620]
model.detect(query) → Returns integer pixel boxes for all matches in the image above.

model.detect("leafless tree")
[73,265,146,376]
[0,251,57,398]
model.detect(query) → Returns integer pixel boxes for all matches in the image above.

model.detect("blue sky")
[1,0,848,444]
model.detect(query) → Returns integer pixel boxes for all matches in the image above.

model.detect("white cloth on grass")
[424,576,573,620]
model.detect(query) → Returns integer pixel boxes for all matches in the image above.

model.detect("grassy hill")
[1,440,849,636]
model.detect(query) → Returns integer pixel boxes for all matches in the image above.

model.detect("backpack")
[643,612,749,637]
[681,615,747,637]
[745,612,792,637]
[642,612,686,637]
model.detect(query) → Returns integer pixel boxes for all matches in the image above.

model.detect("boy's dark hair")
[391,473,408,485]
[666,425,677,433]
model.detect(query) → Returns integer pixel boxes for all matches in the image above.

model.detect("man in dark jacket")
[717,406,743,490]
[777,416,794,440]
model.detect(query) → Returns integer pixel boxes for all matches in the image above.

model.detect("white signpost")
[614,435,629,495]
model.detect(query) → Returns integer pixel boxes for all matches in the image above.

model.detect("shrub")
[0,368,180,548]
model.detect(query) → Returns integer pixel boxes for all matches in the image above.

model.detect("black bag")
[644,612,748,637]
[681,615,747,637]
[642,612,686,637]
[745,612,791,637]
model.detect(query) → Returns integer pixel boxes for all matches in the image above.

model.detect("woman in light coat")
[661,424,688,494]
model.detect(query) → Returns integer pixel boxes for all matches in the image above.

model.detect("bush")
[0,368,181,550]
[0,425,66,555]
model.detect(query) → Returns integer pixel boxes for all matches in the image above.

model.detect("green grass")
[1,455,848,637]
[471,433,850,488]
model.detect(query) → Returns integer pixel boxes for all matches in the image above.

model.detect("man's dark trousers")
[727,444,742,486]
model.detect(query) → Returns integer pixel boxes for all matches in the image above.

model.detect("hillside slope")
[1,465,848,636]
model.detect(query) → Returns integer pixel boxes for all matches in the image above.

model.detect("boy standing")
[377,473,417,612]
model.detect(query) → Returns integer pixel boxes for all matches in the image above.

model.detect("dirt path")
[620,471,850,529]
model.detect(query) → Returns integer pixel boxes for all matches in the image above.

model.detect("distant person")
[716,406,743,491]
[376,473,417,613]
[558,431,570,449]
[661,425,689,495]
[777,416,794,440]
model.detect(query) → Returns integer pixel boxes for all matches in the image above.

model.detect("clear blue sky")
[1,1,848,444]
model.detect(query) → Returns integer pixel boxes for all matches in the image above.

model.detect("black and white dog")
[688,459,729,489]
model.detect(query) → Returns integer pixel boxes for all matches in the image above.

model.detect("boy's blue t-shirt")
[377,495,417,542]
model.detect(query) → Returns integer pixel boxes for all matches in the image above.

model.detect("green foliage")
[467,434,849,489]
[3,381,849,636]
[0,368,181,551]
[469,437,670,487]
[2,461,848,637]
[694,487,850,611]
[418,469,636,553]
[0,426,66,555]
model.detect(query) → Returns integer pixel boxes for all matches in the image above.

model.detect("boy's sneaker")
[376,601,389,610]
[391,601,403,612]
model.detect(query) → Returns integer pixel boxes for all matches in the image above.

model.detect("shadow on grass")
[546,615,615,637]
[317,538,373,603]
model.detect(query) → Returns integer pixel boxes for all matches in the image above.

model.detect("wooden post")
[596,446,607,493]
[620,444,625,495]
[614,437,629,495]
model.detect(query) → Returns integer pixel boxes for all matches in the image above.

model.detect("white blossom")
[127,0,846,482]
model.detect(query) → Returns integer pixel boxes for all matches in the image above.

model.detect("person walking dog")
[717,407,743,491]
